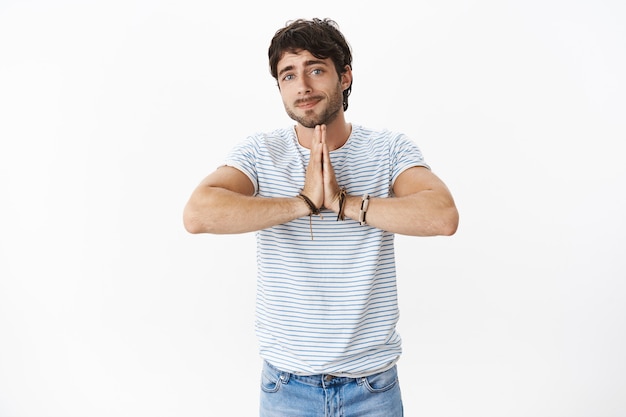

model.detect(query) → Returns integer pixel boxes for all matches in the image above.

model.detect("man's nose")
[295,75,312,94]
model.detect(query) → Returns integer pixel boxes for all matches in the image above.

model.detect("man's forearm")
[339,192,459,237]
[183,187,310,234]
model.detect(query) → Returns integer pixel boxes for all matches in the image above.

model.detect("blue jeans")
[259,361,403,417]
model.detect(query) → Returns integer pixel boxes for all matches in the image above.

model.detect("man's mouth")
[295,97,321,109]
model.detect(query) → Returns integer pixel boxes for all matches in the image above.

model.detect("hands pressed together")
[300,125,342,214]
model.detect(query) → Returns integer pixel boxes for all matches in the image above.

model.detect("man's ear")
[341,65,353,90]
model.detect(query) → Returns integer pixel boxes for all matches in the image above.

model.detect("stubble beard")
[285,84,344,129]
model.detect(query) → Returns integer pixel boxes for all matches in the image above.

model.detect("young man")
[184,18,458,417]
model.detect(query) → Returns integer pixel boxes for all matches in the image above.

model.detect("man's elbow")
[439,207,459,236]
[183,216,200,234]
[183,205,206,234]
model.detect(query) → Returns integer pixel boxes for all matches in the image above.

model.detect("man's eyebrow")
[277,59,328,77]
[277,65,294,78]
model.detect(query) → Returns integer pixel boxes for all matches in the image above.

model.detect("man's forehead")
[278,50,328,70]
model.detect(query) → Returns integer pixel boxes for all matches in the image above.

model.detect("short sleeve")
[224,136,260,195]
[390,133,430,186]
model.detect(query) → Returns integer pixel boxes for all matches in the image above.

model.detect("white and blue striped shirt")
[224,124,429,376]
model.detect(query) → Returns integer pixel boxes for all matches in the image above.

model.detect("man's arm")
[335,166,459,237]
[183,166,310,234]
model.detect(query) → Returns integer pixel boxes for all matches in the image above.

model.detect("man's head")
[269,18,353,112]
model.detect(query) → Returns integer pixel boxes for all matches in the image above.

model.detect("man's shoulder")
[350,124,406,144]
[249,126,295,142]
[232,126,296,153]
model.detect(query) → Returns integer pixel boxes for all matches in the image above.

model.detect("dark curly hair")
[268,18,353,111]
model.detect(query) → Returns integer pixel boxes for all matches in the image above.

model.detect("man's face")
[276,49,349,128]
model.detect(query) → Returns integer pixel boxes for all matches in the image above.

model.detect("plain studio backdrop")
[1,0,625,416]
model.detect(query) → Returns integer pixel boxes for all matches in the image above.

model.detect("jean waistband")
[262,360,397,387]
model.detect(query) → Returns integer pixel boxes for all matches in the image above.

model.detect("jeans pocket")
[260,368,283,393]
[362,366,399,393]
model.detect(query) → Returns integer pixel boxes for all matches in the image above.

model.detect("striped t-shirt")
[224,124,429,376]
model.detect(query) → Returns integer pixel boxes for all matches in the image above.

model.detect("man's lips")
[295,97,322,109]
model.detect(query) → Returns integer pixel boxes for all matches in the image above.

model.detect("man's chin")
[291,115,322,129]
[299,121,320,129]
[287,107,339,129]
[293,114,338,129]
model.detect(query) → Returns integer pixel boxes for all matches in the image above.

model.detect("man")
[184,18,458,417]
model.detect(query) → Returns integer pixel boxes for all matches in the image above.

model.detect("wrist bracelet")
[298,192,321,240]
[298,193,320,215]
[359,194,370,226]
[336,188,347,221]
